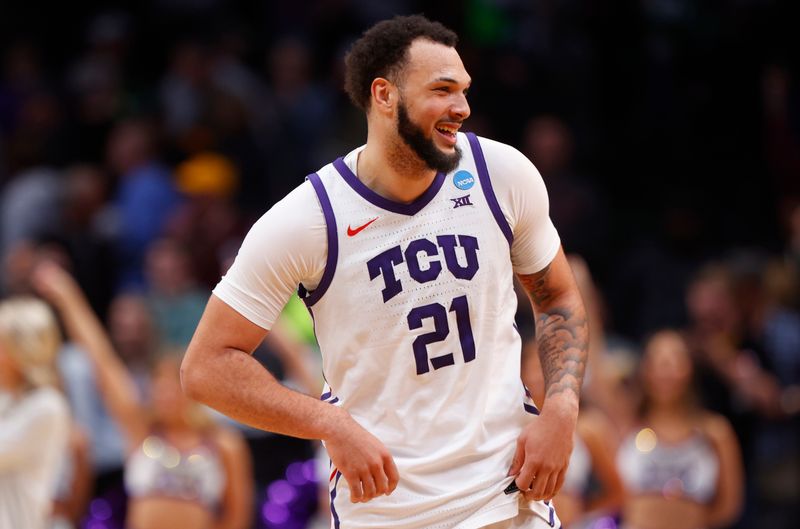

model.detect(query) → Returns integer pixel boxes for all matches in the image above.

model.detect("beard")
[397,101,462,174]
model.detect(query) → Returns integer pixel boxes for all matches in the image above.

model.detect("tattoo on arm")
[527,264,554,305]
[518,269,588,401]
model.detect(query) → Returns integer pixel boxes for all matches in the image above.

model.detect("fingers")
[541,471,559,500]
[551,468,566,499]
[514,461,536,492]
[521,467,565,501]
[520,472,546,501]
[385,453,400,494]
[360,473,377,501]
[343,472,364,503]
[326,418,399,504]
[507,437,525,477]
[344,452,399,503]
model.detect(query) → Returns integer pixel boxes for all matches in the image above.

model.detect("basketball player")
[182,15,588,529]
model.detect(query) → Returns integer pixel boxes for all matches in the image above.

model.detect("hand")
[324,411,399,503]
[507,402,576,501]
[30,261,80,307]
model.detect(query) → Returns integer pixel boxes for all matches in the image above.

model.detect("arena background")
[1,1,798,528]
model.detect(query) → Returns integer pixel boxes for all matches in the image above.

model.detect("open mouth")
[435,123,459,145]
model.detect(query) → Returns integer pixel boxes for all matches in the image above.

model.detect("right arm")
[180,182,397,503]
[265,320,323,396]
[181,296,398,502]
[181,295,336,439]
[32,263,149,447]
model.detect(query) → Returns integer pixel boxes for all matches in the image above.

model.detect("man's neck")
[357,137,437,204]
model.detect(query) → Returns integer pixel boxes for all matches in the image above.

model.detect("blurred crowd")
[1,1,798,529]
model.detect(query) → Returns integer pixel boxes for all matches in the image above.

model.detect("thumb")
[507,439,525,477]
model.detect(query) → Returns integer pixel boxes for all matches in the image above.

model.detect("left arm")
[213,427,254,529]
[508,247,588,501]
[579,410,625,515]
[703,413,744,528]
[52,424,94,525]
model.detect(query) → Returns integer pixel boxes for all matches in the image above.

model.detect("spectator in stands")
[106,117,183,289]
[617,330,743,529]
[0,296,70,529]
[35,261,253,529]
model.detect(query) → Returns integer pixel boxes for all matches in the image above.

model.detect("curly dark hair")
[344,15,458,112]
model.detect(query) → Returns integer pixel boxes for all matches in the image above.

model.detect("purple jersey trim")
[332,157,446,216]
[304,173,338,307]
[466,133,513,246]
[524,403,540,415]
[330,471,342,529]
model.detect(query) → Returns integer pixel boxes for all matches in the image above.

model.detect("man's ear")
[371,78,396,115]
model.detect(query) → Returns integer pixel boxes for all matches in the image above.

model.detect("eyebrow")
[432,76,472,86]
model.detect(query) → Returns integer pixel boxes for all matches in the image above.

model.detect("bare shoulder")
[211,425,249,457]
[577,408,613,436]
[698,411,737,444]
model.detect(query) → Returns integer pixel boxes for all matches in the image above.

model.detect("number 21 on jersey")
[407,295,474,375]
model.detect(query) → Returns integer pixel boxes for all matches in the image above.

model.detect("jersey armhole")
[466,132,514,247]
[300,173,338,307]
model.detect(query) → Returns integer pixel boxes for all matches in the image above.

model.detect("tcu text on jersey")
[366,234,480,302]
[367,234,480,375]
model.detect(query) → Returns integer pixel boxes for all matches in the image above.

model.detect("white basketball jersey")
[303,133,555,529]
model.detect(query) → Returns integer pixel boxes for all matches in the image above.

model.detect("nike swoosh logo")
[347,217,379,237]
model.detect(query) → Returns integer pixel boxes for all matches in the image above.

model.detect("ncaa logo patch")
[453,170,475,191]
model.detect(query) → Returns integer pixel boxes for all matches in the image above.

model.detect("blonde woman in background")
[616,330,743,529]
[0,297,71,529]
[33,262,253,529]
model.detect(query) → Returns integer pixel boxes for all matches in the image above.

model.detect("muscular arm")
[509,247,589,500]
[517,248,588,406]
[181,295,399,502]
[181,295,343,439]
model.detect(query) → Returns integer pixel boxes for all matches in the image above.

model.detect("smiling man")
[181,15,588,529]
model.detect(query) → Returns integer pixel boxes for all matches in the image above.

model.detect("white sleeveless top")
[124,433,225,509]
[215,132,561,529]
[617,429,720,503]
[0,387,70,529]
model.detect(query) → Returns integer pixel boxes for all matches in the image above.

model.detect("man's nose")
[451,95,470,121]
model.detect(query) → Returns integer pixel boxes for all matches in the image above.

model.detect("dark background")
[1,2,799,528]
[2,0,798,338]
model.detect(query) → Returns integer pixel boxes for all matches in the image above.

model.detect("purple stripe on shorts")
[524,403,540,415]
[466,133,513,246]
[332,157,445,216]
[304,173,338,306]
[330,471,342,529]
